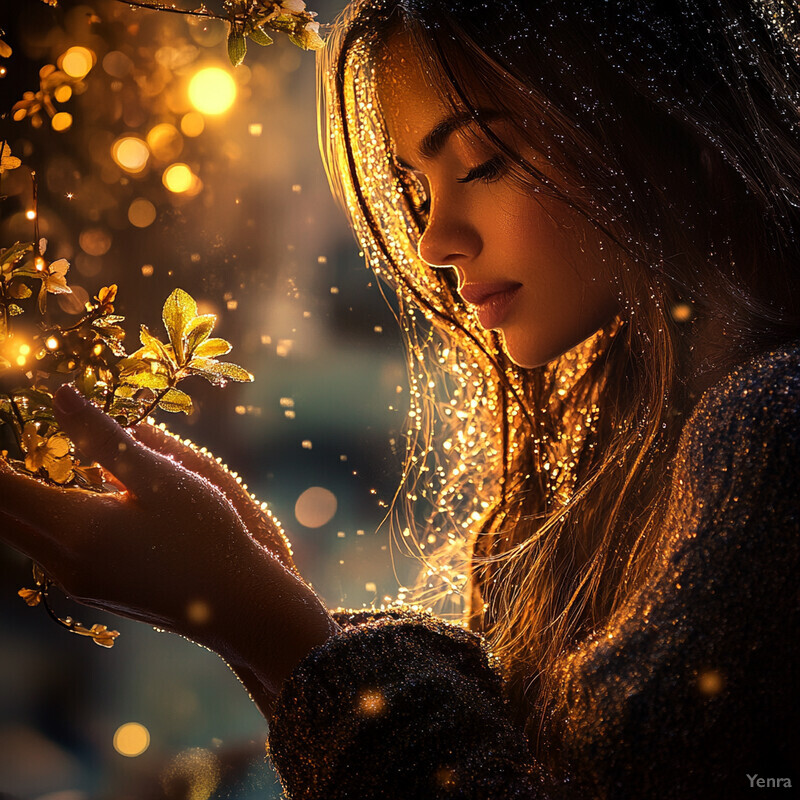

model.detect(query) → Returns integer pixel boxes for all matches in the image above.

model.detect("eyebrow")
[394,109,505,171]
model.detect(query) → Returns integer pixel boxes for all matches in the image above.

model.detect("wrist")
[196,540,340,700]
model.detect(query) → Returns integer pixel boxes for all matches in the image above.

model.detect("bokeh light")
[128,197,157,228]
[181,111,205,137]
[188,67,236,115]
[60,46,94,79]
[162,163,194,193]
[51,112,73,132]
[111,136,149,173]
[294,486,338,528]
[113,722,150,757]
[147,123,183,161]
[54,84,72,103]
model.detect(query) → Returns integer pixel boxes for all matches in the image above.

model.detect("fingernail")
[53,385,87,416]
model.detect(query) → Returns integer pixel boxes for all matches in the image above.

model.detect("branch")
[113,0,229,22]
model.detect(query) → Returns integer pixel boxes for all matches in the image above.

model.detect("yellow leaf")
[122,371,170,390]
[184,314,216,356]
[138,325,176,371]
[158,387,193,414]
[162,288,197,364]
[192,337,232,359]
[0,142,21,172]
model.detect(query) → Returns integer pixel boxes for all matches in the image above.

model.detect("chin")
[499,326,605,369]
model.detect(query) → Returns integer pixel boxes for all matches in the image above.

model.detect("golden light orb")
[51,111,73,132]
[147,123,183,161]
[188,67,236,115]
[61,46,94,79]
[54,84,72,103]
[111,136,150,174]
[45,336,60,350]
[34,256,45,271]
[162,163,194,194]
[180,111,205,137]
[113,722,150,757]
[128,197,157,228]
[26,210,37,221]
[18,344,31,356]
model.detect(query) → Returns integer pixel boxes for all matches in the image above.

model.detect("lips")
[459,281,522,329]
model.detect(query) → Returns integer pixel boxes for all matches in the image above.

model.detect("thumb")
[53,385,161,497]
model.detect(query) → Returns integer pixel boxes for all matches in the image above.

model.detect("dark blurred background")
[0,1,418,796]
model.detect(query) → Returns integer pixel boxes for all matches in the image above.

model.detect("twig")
[113,0,228,22]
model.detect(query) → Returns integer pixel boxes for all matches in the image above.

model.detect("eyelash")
[403,155,507,216]
[456,155,507,185]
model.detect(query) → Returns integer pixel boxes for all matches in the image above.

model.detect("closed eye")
[457,155,507,184]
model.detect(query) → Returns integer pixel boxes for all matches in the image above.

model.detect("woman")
[1,0,799,797]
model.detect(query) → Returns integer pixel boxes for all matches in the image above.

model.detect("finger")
[131,422,251,501]
[52,385,171,499]
[131,423,296,568]
[0,509,61,567]
[0,461,104,556]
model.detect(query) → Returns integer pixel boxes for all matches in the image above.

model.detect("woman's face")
[376,37,622,368]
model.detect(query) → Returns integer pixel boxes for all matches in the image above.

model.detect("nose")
[416,202,482,278]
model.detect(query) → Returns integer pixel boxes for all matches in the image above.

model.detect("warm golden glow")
[45,336,60,350]
[54,84,72,103]
[113,722,150,757]
[112,136,150,173]
[181,111,205,137]
[188,67,236,115]
[163,163,194,193]
[26,210,37,221]
[128,198,157,228]
[51,112,73,132]
[147,123,183,161]
[61,46,94,79]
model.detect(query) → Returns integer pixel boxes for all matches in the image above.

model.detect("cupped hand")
[128,421,296,572]
[0,385,339,706]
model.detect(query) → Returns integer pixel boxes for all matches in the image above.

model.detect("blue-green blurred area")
[0,1,421,795]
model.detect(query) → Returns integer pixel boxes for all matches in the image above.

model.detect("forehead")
[373,34,448,160]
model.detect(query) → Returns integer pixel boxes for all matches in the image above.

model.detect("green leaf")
[192,337,231,359]
[184,314,216,356]
[248,26,274,46]
[158,387,193,414]
[8,282,31,299]
[161,289,197,364]
[227,31,247,67]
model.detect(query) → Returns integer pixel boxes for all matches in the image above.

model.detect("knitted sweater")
[267,341,800,799]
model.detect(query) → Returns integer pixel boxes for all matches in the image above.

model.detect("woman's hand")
[0,385,339,715]
[128,421,296,572]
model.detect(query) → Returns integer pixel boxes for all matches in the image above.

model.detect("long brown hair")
[317,0,800,739]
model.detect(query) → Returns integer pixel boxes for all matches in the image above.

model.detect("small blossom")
[18,588,42,607]
[72,622,120,647]
[38,258,72,313]
[281,0,307,11]
[21,422,74,483]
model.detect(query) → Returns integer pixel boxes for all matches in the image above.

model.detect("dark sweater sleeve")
[267,345,800,800]
[266,608,541,799]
